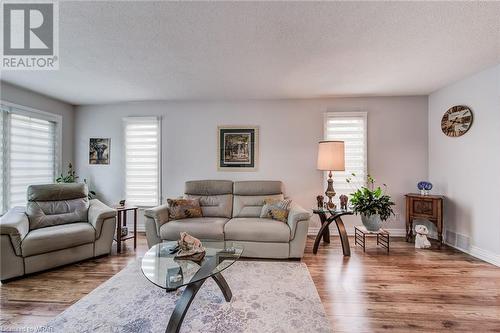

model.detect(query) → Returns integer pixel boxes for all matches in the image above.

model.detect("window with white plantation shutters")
[0,103,60,213]
[9,114,57,208]
[124,117,161,207]
[324,112,367,200]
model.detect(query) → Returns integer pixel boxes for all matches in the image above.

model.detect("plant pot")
[361,214,382,231]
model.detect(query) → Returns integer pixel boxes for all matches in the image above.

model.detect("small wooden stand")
[354,226,390,253]
[113,205,138,253]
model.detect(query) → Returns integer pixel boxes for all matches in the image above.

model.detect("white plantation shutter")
[0,103,60,213]
[9,114,57,208]
[124,117,161,207]
[324,112,367,200]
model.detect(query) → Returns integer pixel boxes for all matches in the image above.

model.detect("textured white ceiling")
[2,1,500,105]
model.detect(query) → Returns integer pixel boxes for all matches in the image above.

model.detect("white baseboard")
[469,246,500,267]
[445,241,500,267]
[307,227,405,237]
[444,229,500,267]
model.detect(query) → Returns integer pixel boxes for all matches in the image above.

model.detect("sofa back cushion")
[233,194,284,218]
[26,183,89,230]
[184,180,233,218]
[232,181,284,218]
[28,183,88,201]
[185,180,233,196]
[233,181,283,196]
[185,194,233,218]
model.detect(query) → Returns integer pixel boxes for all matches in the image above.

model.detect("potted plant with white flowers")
[346,174,395,231]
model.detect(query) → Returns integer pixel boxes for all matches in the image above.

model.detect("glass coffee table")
[141,241,244,333]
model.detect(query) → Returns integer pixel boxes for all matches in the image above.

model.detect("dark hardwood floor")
[1,234,500,332]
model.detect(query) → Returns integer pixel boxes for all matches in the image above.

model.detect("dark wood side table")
[113,205,138,253]
[405,193,444,245]
[312,209,353,256]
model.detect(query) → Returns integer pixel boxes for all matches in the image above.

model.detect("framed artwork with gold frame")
[217,126,259,171]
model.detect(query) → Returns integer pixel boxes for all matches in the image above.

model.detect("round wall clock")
[441,105,473,137]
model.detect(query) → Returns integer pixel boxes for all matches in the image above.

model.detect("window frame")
[0,100,62,213]
[323,111,368,199]
[122,116,162,208]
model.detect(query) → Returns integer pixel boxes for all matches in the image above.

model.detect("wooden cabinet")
[405,194,444,245]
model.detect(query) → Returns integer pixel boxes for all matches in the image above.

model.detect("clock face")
[441,105,473,137]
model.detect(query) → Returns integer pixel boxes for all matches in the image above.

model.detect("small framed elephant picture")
[89,138,110,165]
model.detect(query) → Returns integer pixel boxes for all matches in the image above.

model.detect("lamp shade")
[317,141,345,171]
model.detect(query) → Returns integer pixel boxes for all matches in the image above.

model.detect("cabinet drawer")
[411,198,436,218]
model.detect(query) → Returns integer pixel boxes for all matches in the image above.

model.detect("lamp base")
[325,171,336,209]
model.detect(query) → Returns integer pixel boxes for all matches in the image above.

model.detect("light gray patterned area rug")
[45,260,331,333]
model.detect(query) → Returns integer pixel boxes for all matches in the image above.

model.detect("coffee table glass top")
[141,241,244,290]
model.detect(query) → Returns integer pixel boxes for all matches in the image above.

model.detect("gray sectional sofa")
[145,180,311,259]
[0,183,117,281]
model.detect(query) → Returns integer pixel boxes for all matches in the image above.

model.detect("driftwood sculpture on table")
[176,232,206,261]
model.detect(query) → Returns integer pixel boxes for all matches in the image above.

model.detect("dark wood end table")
[405,193,444,246]
[312,208,353,256]
[113,205,138,253]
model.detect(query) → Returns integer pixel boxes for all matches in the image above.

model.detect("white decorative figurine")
[415,224,431,249]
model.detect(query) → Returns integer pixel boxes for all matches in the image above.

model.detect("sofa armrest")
[144,204,170,235]
[0,207,29,256]
[88,199,117,239]
[287,203,312,240]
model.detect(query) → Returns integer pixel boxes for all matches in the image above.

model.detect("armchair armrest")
[0,207,29,256]
[88,199,117,239]
[287,203,312,239]
[144,204,169,235]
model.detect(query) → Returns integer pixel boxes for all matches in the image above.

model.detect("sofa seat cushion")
[159,217,229,241]
[22,222,95,257]
[224,218,290,243]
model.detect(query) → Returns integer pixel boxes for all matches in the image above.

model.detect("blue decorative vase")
[361,214,382,231]
[417,181,433,195]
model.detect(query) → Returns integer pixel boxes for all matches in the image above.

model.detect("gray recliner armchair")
[0,183,117,282]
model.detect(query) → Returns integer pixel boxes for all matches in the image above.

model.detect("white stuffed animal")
[415,224,431,249]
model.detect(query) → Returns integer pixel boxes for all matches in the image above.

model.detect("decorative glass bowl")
[417,181,433,195]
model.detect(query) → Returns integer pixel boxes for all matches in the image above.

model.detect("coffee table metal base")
[166,257,232,333]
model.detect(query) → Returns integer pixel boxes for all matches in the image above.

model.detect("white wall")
[75,96,428,233]
[0,81,75,169]
[429,64,500,265]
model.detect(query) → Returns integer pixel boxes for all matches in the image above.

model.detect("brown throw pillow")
[260,198,292,218]
[269,208,289,223]
[167,198,203,220]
